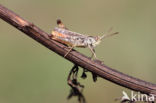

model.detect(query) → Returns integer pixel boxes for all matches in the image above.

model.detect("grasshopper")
[51,19,118,59]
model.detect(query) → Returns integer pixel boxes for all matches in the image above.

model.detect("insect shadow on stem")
[67,64,98,103]
[67,64,86,103]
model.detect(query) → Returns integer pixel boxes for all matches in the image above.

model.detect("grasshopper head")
[91,31,118,47]
[86,36,101,47]
[87,31,118,47]
[93,36,101,47]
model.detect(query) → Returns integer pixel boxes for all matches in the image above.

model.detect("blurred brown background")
[0,0,156,103]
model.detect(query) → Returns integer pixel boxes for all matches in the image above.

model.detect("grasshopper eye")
[87,37,96,44]
[95,36,100,41]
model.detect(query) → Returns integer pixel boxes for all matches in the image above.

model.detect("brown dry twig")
[0,4,156,100]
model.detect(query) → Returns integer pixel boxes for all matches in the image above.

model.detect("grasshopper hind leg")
[57,19,68,29]
[64,46,75,57]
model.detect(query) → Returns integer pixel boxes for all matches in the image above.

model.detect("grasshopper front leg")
[88,44,97,60]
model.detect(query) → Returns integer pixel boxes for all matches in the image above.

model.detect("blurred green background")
[0,0,156,103]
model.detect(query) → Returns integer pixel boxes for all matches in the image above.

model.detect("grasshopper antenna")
[100,32,119,40]
[100,27,119,40]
